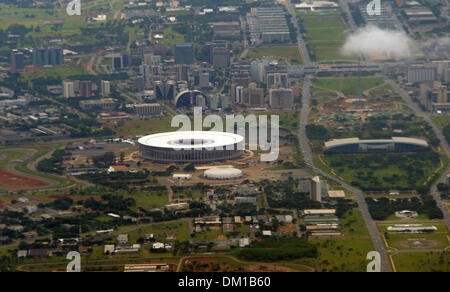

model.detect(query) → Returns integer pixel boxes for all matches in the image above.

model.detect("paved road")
[285,0,311,65]
[298,76,392,272]
[338,0,358,32]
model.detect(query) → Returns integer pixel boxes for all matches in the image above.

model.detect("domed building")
[203,167,243,180]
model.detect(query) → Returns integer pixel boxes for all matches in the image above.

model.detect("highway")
[338,0,358,32]
[285,0,311,65]
[298,77,392,272]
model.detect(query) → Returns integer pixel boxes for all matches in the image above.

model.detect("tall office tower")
[266,72,288,89]
[235,86,244,104]
[154,80,176,100]
[174,43,194,65]
[63,81,75,98]
[231,74,251,100]
[435,84,448,103]
[310,176,322,202]
[269,88,294,109]
[79,81,93,97]
[140,64,151,81]
[143,53,153,66]
[101,80,111,97]
[244,83,265,107]
[407,65,436,83]
[48,47,64,66]
[176,64,189,82]
[11,50,24,73]
[135,75,145,91]
[199,72,209,88]
[251,57,273,83]
[212,47,229,69]
[112,55,122,70]
[32,48,48,67]
[121,53,129,68]
[151,55,162,66]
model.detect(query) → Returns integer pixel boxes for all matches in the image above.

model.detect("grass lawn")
[313,77,385,96]
[125,191,169,209]
[154,26,185,46]
[192,227,224,241]
[431,115,450,129]
[107,117,175,137]
[247,46,302,64]
[22,62,88,80]
[305,210,375,272]
[123,221,189,243]
[321,152,441,191]
[297,11,357,62]
[392,251,449,272]
[377,221,449,250]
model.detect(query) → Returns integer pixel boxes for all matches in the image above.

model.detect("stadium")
[138,131,245,163]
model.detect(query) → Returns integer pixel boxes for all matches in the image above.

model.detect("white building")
[310,176,321,202]
[63,81,75,98]
[101,80,110,97]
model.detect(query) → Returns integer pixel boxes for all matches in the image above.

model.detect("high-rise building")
[79,81,92,97]
[199,72,209,88]
[11,50,24,73]
[212,47,229,69]
[63,81,75,98]
[154,80,176,100]
[231,74,251,100]
[269,88,294,109]
[101,80,111,97]
[140,64,151,82]
[407,65,436,83]
[266,72,288,89]
[310,176,321,202]
[235,86,244,104]
[244,83,265,106]
[32,47,63,67]
[176,65,189,82]
[174,43,194,65]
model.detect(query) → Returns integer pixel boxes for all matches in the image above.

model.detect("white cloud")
[341,25,415,59]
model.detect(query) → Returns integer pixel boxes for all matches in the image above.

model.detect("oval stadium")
[138,131,244,163]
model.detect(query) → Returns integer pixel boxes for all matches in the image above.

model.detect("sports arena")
[138,131,245,163]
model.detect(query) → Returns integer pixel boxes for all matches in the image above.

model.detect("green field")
[247,46,302,64]
[297,11,357,62]
[322,152,441,191]
[192,227,224,241]
[108,117,175,137]
[431,115,450,129]
[313,77,385,96]
[119,221,190,243]
[392,251,449,272]
[378,221,449,250]
[306,210,375,272]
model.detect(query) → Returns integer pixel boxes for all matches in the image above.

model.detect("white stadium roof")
[204,167,243,180]
[138,131,244,150]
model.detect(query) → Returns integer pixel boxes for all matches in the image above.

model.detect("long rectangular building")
[324,137,428,152]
